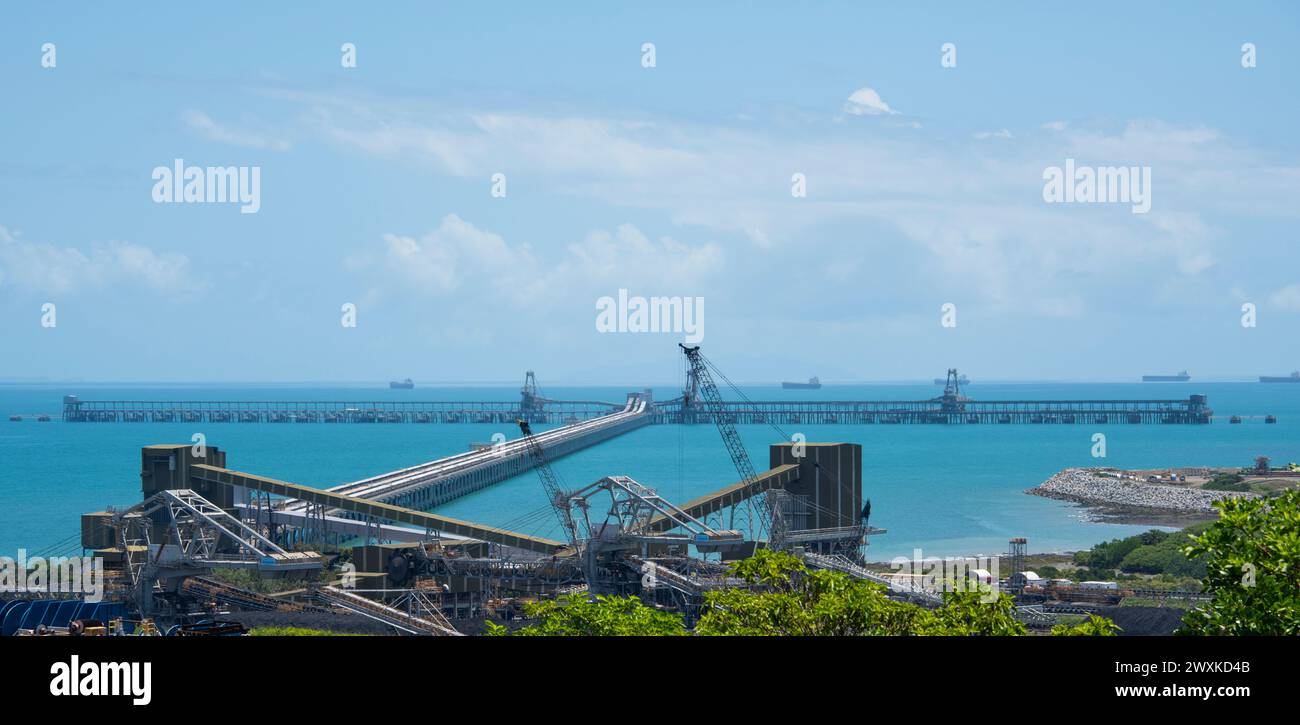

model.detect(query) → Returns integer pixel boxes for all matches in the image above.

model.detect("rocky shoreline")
[1028,468,1257,526]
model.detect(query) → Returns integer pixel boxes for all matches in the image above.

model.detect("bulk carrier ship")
[1260,371,1300,383]
[1142,371,1190,382]
[781,377,822,390]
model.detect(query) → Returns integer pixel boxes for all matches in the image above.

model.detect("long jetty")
[59,395,619,424]
[659,394,1214,424]
[58,392,1216,425]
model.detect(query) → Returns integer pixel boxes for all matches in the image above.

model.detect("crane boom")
[517,419,581,550]
[679,344,782,546]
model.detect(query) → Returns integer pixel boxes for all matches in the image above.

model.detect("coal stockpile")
[1093,606,1187,636]
[225,609,413,635]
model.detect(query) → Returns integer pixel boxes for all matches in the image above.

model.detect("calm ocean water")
[2,381,1297,560]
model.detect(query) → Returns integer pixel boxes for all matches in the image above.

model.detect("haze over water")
[2,381,1297,560]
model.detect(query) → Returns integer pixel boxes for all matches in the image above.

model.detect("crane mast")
[517,419,580,551]
[679,344,782,547]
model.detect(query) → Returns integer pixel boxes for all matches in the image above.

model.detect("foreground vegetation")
[1178,488,1300,635]
[485,489,1300,636]
[487,550,1116,636]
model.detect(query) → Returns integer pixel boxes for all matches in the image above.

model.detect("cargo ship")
[1142,371,1190,382]
[1260,372,1300,383]
[389,378,415,389]
[782,377,821,390]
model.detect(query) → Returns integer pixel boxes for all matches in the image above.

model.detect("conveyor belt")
[280,395,648,510]
[317,586,461,636]
[642,464,801,534]
[191,465,567,555]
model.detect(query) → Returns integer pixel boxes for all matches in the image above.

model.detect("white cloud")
[1270,284,1300,311]
[364,214,541,302]
[1042,121,1067,131]
[353,215,723,312]
[1060,120,1221,161]
[184,110,291,151]
[309,104,701,180]
[562,223,723,289]
[1175,250,1217,276]
[273,89,1297,318]
[842,87,898,116]
[973,129,1013,140]
[0,225,201,296]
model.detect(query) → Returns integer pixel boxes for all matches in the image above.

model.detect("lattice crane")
[679,344,783,547]
[517,419,581,551]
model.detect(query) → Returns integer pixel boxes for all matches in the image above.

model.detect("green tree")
[921,590,1027,636]
[1075,530,1169,569]
[696,550,1030,636]
[1118,535,1205,578]
[490,550,1115,637]
[695,566,931,636]
[1051,613,1121,636]
[1203,472,1247,492]
[485,594,686,636]
[1179,489,1300,635]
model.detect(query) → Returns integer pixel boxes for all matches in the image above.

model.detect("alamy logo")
[1042,158,1151,213]
[595,289,704,343]
[1,550,104,602]
[338,562,357,589]
[151,158,261,214]
[889,548,1000,603]
[640,560,658,589]
[50,656,151,706]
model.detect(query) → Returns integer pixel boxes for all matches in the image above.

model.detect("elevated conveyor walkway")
[280,394,650,512]
[643,464,801,534]
[316,585,461,636]
[192,464,568,555]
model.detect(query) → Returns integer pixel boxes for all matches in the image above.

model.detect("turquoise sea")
[1,381,1297,560]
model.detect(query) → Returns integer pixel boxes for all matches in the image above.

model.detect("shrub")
[1180,489,1300,635]
[496,550,1116,637]
[1203,473,1248,492]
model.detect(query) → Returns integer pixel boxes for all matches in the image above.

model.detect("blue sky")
[1,2,1298,383]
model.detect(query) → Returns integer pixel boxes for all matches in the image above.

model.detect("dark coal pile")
[1094,605,1187,636]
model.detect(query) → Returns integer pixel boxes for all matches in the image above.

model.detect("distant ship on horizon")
[1142,371,1190,382]
[782,377,821,390]
[389,378,415,389]
[1259,371,1300,383]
